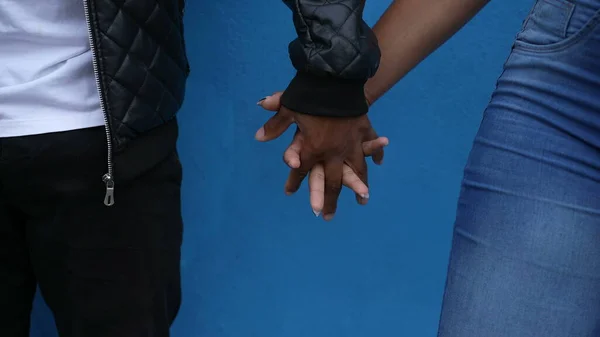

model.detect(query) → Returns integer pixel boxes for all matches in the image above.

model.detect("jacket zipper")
[82,0,115,206]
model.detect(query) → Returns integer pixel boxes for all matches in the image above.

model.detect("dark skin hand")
[255,93,385,221]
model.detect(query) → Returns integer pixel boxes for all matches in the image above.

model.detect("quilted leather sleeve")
[280,0,381,117]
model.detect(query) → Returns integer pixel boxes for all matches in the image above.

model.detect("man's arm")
[280,0,381,118]
[364,0,489,104]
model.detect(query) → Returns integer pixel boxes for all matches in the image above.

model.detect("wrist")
[364,87,375,107]
[280,71,369,118]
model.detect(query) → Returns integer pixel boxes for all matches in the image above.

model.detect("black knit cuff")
[280,71,369,118]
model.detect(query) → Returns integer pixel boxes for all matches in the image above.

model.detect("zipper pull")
[103,174,115,206]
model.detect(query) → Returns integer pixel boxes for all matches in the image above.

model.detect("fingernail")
[256,96,268,105]
[313,210,320,217]
[360,193,370,199]
[323,213,335,221]
[254,127,265,140]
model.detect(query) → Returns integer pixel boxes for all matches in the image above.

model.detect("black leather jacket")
[84,0,380,205]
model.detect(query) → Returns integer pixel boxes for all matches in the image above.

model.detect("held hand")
[284,127,388,218]
[257,92,388,220]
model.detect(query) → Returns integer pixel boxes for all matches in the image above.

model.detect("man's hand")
[256,92,388,220]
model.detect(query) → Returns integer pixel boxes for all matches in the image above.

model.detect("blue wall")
[30,1,531,336]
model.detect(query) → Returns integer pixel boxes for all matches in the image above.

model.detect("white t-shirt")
[0,0,104,138]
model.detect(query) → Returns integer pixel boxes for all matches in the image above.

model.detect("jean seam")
[513,8,600,53]
[562,1,575,37]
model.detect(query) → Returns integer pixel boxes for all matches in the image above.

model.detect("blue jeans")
[437,0,600,336]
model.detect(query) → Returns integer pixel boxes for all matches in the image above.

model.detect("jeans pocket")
[514,0,600,52]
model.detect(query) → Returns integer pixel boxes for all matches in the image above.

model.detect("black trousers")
[0,125,183,337]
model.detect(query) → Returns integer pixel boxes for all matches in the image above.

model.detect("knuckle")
[312,171,325,180]
[324,183,342,195]
[306,139,346,154]
[348,176,360,185]
[309,187,325,193]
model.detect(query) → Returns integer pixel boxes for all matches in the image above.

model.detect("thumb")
[255,111,294,142]
[257,92,284,112]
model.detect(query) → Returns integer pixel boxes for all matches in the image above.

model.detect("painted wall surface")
[30,1,532,336]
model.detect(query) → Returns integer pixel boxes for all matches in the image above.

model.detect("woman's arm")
[364,0,490,104]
